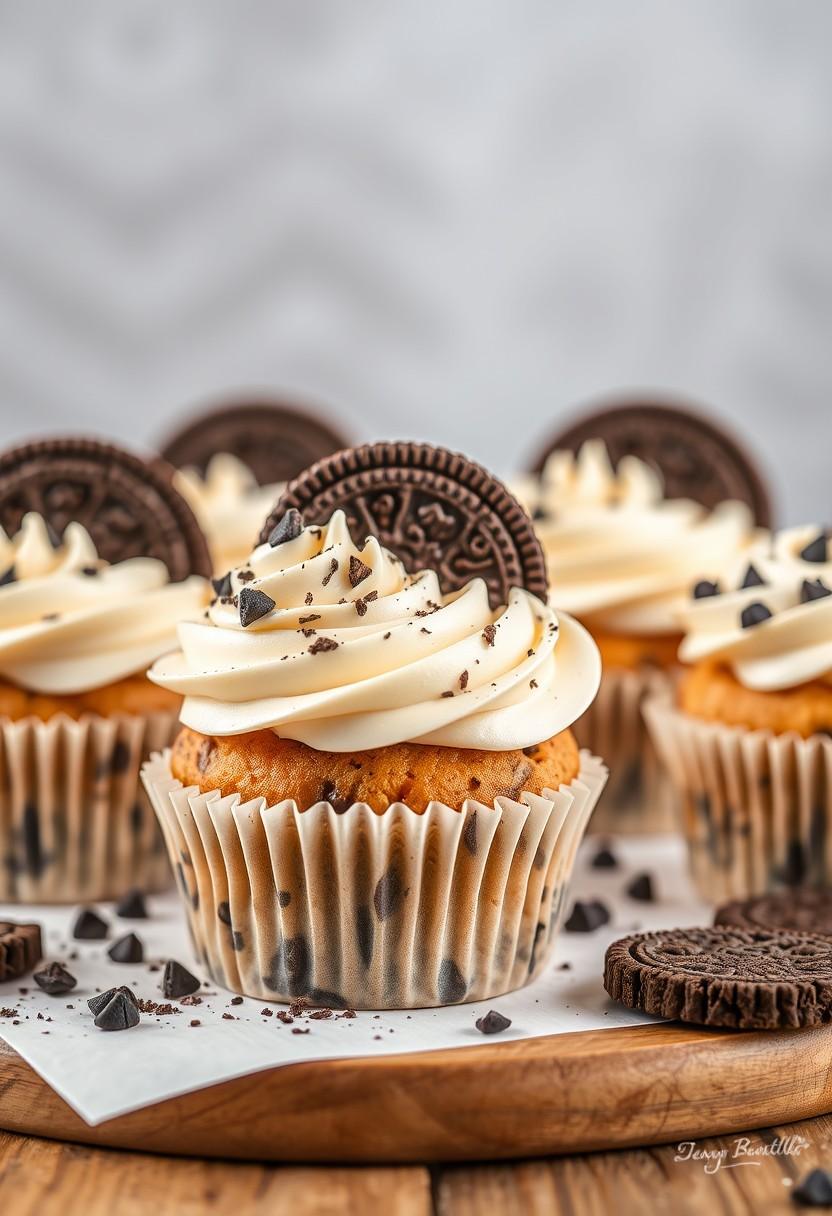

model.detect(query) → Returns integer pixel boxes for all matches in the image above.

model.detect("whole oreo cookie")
[159,399,350,487]
[0,438,212,581]
[0,920,42,981]
[715,890,832,937]
[605,926,832,1029]
[264,441,549,608]
[531,397,772,527]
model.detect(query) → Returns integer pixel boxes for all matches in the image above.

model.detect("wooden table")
[2,1115,830,1215]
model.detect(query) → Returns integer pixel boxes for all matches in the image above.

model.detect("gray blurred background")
[0,0,829,523]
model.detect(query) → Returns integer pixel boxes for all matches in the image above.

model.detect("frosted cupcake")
[646,527,832,901]
[516,440,760,831]
[144,485,606,1008]
[174,453,282,575]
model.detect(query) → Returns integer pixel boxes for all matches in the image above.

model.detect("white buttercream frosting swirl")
[516,440,761,635]
[0,514,209,694]
[149,510,601,752]
[174,453,283,575]
[678,528,832,691]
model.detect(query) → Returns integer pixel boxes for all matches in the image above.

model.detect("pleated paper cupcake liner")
[644,693,832,903]
[0,710,179,903]
[575,665,677,834]
[142,750,607,1009]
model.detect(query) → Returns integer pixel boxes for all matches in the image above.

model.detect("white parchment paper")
[0,834,710,1126]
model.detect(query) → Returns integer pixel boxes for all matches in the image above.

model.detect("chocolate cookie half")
[715,891,832,936]
[159,398,350,487]
[531,397,772,526]
[605,926,832,1029]
[0,920,42,980]
[0,437,212,581]
[264,441,548,609]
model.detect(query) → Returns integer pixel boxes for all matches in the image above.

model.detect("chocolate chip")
[591,844,618,869]
[162,959,201,999]
[108,933,143,964]
[794,1168,832,1206]
[692,580,720,599]
[305,591,314,605]
[72,908,108,940]
[190,1019,201,1027]
[87,986,138,1018]
[564,899,610,932]
[740,563,765,589]
[0,565,15,586]
[298,614,321,624]
[268,509,304,547]
[33,962,76,996]
[115,889,147,919]
[802,578,832,604]
[348,555,372,587]
[482,624,496,646]
[626,873,655,902]
[740,601,773,629]
[94,990,140,1031]
[308,636,338,654]
[81,565,98,577]
[237,569,255,583]
[475,1009,512,1035]
[800,532,828,563]
[230,995,243,1006]
[459,670,469,690]
[211,571,232,598]
[239,587,275,628]
[217,901,231,925]
[321,558,339,587]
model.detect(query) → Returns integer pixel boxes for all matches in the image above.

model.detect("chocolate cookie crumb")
[475,1009,512,1035]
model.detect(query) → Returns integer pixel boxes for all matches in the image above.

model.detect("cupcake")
[174,453,282,574]
[645,526,832,901]
[516,439,761,832]
[143,447,606,1009]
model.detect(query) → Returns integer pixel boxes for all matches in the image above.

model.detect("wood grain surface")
[2,1020,832,1163]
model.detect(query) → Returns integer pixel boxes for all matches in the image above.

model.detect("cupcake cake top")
[519,440,761,636]
[0,514,208,695]
[678,526,832,691]
[174,453,282,575]
[149,509,601,752]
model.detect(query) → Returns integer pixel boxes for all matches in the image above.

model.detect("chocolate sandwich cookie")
[605,926,832,1029]
[531,398,772,527]
[715,890,832,936]
[159,399,350,487]
[0,920,42,980]
[0,438,212,581]
[264,441,549,608]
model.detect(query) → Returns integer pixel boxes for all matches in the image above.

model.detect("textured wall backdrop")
[0,0,829,523]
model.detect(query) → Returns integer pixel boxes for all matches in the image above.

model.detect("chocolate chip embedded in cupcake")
[0,438,211,903]
[646,531,832,901]
[144,444,606,1009]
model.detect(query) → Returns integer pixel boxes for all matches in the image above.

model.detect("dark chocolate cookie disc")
[263,441,549,609]
[530,397,772,527]
[715,890,832,937]
[0,920,42,981]
[0,438,212,581]
[605,926,832,1030]
[159,399,350,487]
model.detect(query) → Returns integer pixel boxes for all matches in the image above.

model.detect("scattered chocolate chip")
[800,532,828,564]
[239,587,275,628]
[441,690,454,698]
[87,986,138,1018]
[180,994,202,1006]
[190,1019,201,1027]
[626,873,655,902]
[740,564,766,589]
[309,636,338,654]
[794,1168,832,1206]
[115,889,148,919]
[268,509,304,548]
[162,959,201,999]
[72,908,108,940]
[557,961,572,971]
[222,1012,236,1021]
[33,962,76,996]
[292,1027,310,1035]
[261,1008,273,1016]
[230,995,243,1006]
[591,844,618,869]
[211,571,232,598]
[299,614,321,624]
[348,555,372,587]
[108,933,144,964]
[475,1009,512,1035]
[81,565,98,577]
[740,602,773,629]
[321,558,339,586]
[0,565,15,586]
[94,990,140,1031]
[304,591,314,606]
[802,578,832,604]
[459,670,469,690]
[564,900,610,933]
[692,579,720,599]
[276,1010,294,1024]
[237,569,255,583]
[482,624,496,647]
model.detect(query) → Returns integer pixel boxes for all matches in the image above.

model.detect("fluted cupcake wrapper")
[575,666,677,834]
[142,751,607,1009]
[0,710,179,903]
[644,693,832,902]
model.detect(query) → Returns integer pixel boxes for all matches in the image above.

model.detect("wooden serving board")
[2,1021,831,1163]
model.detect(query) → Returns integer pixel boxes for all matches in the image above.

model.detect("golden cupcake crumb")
[679,662,832,739]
